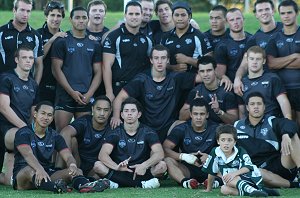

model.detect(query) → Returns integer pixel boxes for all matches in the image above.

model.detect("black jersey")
[51,31,102,93]
[0,70,38,125]
[123,69,195,132]
[70,115,110,167]
[234,115,297,166]
[204,29,230,51]
[186,83,237,124]
[86,27,109,43]
[266,27,300,90]
[0,20,43,73]
[214,32,252,81]
[14,125,68,170]
[105,123,160,165]
[161,25,212,72]
[102,23,152,83]
[167,120,218,154]
[149,20,168,45]
[241,72,286,116]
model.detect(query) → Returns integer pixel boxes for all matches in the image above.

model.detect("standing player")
[140,0,155,37]
[266,0,300,126]
[163,98,220,189]
[13,101,109,193]
[51,6,102,132]
[0,47,39,185]
[93,97,166,188]
[102,1,152,101]
[0,0,44,83]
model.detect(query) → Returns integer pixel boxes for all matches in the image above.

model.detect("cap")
[172,1,192,15]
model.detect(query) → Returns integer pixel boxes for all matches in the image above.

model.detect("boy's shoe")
[182,178,199,189]
[54,179,69,193]
[79,179,110,193]
[249,190,268,197]
[261,187,280,196]
[203,179,220,189]
[141,178,160,188]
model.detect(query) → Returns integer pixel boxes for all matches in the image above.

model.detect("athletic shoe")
[249,190,268,197]
[182,178,199,189]
[54,179,69,193]
[203,179,220,189]
[98,179,119,189]
[141,178,160,188]
[262,187,280,196]
[79,179,110,193]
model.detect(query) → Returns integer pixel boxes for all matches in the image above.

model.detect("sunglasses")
[47,1,64,9]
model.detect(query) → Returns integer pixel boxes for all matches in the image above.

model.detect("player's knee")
[152,161,167,176]
[220,185,233,195]
[93,161,107,176]
[164,157,176,167]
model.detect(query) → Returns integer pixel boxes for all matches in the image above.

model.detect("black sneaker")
[54,179,68,193]
[262,187,280,196]
[79,179,110,193]
[249,190,268,197]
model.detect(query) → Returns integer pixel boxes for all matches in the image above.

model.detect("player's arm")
[0,94,27,128]
[238,104,246,120]
[204,174,216,192]
[267,54,297,69]
[179,103,190,121]
[163,139,181,160]
[59,148,80,176]
[217,108,239,124]
[234,54,248,96]
[102,53,116,101]
[285,54,300,69]
[99,143,120,170]
[111,89,129,128]
[175,53,198,67]
[43,32,67,57]
[83,61,102,103]
[34,56,43,84]
[222,167,250,184]
[139,143,164,169]
[276,94,292,120]
[215,64,233,91]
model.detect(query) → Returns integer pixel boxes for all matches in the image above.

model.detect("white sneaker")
[108,180,119,189]
[141,178,160,188]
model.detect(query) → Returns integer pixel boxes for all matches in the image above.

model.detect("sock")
[180,178,189,188]
[32,174,56,192]
[236,180,257,196]
[105,170,140,187]
[290,181,300,188]
[71,175,90,190]
[85,176,96,182]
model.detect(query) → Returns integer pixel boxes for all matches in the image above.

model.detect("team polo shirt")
[14,126,67,170]
[0,20,43,73]
[149,20,166,44]
[51,31,102,93]
[204,28,230,51]
[0,70,38,125]
[214,32,252,81]
[86,26,109,43]
[234,115,297,166]
[123,69,196,132]
[266,28,300,90]
[186,83,237,124]
[167,120,218,154]
[70,115,110,169]
[160,25,212,72]
[105,123,160,165]
[37,23,60,91]
[102,23,152,83]
[241,72,286,116]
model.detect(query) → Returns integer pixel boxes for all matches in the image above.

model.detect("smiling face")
[141,0,154,24]
[198,63,216,85]
[157,3,173,25]
[255,2,274,25]
[46,9,63,30]
[34,105,54,128]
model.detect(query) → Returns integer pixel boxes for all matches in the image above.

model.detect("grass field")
[1,10,300,197]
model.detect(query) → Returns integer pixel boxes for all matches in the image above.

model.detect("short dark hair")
[150,44,170,58]
[197,56,217,69]
[226,7,243,19]
[87,0,107,14]
[70,6,88,19]
[44,0,65,18]
[247,46,266,59]
[190,97,209,112]
[253,0,275,13]
[34,101,54,112]
[245,91,265,105]
[14,0,32,10]
[211,5,227,18]
[121,97,143,113]
[92,95,111,108]
[125,1,142,14]
[216,124,237,141]
[278,0,298,13]
[14,46,33,58]
[155,0,172,14]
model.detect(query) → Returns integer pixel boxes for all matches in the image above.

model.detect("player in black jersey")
[13,101,109,193]
[180,56,238,124]
[239,46,291,119]
[235,92,300,188]
[0,47,38,185]
[93,97,166,188]
[56,96,112,178]
[163,98,220,189]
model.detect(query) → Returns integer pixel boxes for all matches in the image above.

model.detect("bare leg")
[55,110,74,132]
[260,168,290,188]
[164,157,191,183]
[150,161,167,177]
[15,166,36,190]
[93,161,109,177]
[74,112,91,119]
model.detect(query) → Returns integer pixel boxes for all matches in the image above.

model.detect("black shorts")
[80,161,95,176]
[287,89,300,111]
[259,155,297,181]
[182,161,207,183]
[39,85,56,104]
[55,88,91,113]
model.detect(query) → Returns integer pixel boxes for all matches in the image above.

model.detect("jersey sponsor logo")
[167,86,174,91]
[5,36,13,40]
[17,40,22,44]
[84,138,91,144]
[204,38,212,48]
[68,47,75,53]
[244,85,248,91]
[118,140,126,148]
[176,44,180,48]
[22,85,29,90]
[231,160,240,167]
[156,85,163,90]
[140,38,146,43]
[37,141,45,146]
[77,43,84,47]
[103,39,111,48]
[146,93,153,99]
[261,81,269,88]
[286,38,293,43]
[133,43,138,46]
[195,136,203,141]
[258,41,267,48]
[165,39,173,45]
[31,140,36,148]
[217,157,225,165]
[45,144,53,148]
[184,138,191,145]
[276,40,284,48]
[251,81,258,86]
[87,48,94,52]
[128,138,136,143]
[295,40,300,43]
[94,134,102,139]
[239,44,245,49]
[240,125,245,129]
[122,39,130,42]
[13,86,20,92]
[229,48,238,56]
[185,38,192,45]
[137,140,144,145]
[26,36,33,42]
[260,128,268,136]
[237,135,249,139]
[205,139,213,142]
[43,39,49,43]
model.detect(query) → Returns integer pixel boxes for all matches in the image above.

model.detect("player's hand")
[117,157,133,172]
[234,76,244,96]
[220,75,233,92]
[110,117,122,129]
[175,53,188,64]
[82,93,92,104]
[129,163,147,180]
[54,32,68,39]
[71,91,86,105]
[281,134,293,155]
[68,163,79,177]
[180,153,200,166]
[171,64,188,72]
[223,172,237,184]
[106,93,115,103]
[209,94,220,114]
[197,151,208,165]
[35,168,51,186]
